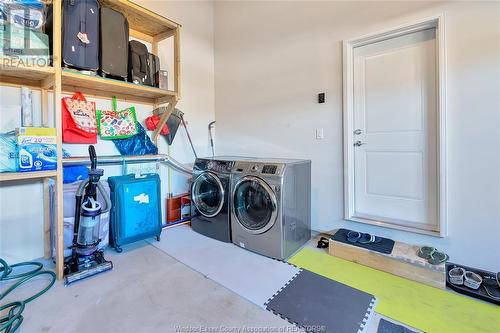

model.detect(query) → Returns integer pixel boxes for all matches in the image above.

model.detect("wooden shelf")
[0,170,57,182]
[101,0,180,38]
[61,70,176,105]
[0,57,54,89]
[0,1,181,281]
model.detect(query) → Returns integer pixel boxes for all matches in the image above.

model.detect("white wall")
[137,0,216,164]
[213,1,500,271]
[0,0,215,263]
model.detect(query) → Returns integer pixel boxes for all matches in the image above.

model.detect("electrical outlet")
[316,128,324,140]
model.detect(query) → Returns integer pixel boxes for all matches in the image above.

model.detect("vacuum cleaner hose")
[76,178,87,196]
[97,181,112,214]
[75,180,111,214]
[0,258,56,333]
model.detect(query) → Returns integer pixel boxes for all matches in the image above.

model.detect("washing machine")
[191,156,252,243]
[230,158,311,260]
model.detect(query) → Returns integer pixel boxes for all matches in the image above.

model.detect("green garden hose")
[0,258,56,333]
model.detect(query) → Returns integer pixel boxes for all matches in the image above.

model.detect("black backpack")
[128,40,149,85]
[146,53,160,87]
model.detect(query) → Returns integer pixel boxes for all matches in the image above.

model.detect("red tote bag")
[62,92,98,144]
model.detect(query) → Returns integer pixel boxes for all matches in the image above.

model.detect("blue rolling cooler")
[108,174,162,252]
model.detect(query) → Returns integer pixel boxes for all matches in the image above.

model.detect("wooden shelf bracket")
[152,97,178,144]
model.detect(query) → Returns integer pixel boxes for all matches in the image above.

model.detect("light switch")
[316,128,324,140]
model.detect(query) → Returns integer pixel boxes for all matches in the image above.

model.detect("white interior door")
[352,29,438,230]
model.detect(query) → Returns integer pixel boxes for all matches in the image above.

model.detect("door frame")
[342,15,447,237]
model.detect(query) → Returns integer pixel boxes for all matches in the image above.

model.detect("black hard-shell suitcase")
[128,40,149,85]
[100,6,129,80]
[146,53,160,87]
[62,0,99,71]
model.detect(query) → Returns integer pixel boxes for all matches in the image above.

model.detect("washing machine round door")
[192,172,225,218]
[233,176,277,234]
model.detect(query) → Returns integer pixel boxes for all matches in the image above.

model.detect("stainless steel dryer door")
[192,172,225,218]
[232,176,277,234]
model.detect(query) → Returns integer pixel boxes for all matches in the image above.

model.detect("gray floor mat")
[265,269,376,333]
[149,226,301,307]
[377,319,418,333]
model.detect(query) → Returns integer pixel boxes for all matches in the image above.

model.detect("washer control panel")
[194,159,233,173]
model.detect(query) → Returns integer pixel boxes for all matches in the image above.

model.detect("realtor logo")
[1,1,51,67]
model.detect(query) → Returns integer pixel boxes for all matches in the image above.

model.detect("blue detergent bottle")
[19,148,33,169]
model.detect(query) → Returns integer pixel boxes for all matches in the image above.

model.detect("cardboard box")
[16,127,57,172]
[166,192,190,223]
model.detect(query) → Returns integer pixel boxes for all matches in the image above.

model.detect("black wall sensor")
[318,93,325,103]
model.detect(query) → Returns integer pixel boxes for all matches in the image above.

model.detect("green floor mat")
[289,248,500,333]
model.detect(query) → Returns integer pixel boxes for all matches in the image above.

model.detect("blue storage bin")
[108,173,162,252]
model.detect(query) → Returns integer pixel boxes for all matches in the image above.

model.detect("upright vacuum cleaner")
[64,145,113,285]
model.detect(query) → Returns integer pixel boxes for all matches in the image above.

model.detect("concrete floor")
[4,242,298,333]
[3,235,420,333]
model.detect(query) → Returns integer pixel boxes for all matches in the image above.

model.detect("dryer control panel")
[261,165,278,174]
[233,161,284,176]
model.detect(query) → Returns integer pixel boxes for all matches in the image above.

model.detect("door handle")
[354,141,366,147]
[353,129,362,135]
